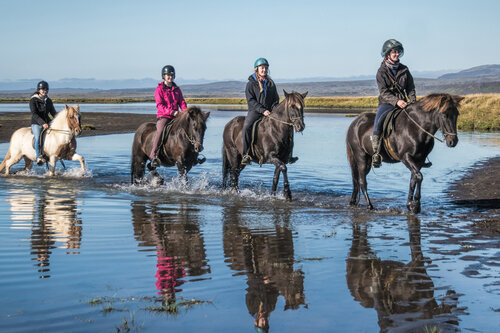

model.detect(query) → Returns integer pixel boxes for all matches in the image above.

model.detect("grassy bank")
[1,94,498,130]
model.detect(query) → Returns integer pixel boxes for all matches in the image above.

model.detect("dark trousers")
[242,111,262,156]
[373,104,395,136]
[150,117,172,160]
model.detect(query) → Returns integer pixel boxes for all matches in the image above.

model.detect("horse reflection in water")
[346,215,461,332]
[7,182,82,278]
[222,206,306,332]
[131,201,210,306]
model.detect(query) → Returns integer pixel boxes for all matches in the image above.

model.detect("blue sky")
[1,0,499,81]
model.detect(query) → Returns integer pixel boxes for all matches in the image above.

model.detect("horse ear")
[65,104,69,110]
[283,90,289,97]
[301,91,308,98]
[75,104,80,112]
[203,111,210,121]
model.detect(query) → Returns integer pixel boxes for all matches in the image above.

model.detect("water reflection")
[131,201,210,305]
[346,215,461,332]
[222,206,306,332]
[7,183,82,278]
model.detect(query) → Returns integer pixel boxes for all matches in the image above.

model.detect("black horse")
[131,106,210,183]
[222,90,307,200]
[346,93,462,213]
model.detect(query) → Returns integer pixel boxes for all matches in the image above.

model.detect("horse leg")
[272,166,281,195]
[176,162,188,182]
[357,156,373,210]
[70,153,86,171]
[2,153,22,176]
[48,156,57,176]
[23,157,33,171]
[402,156,423,214]
[270,157,291,200]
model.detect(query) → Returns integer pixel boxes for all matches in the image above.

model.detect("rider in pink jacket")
[149,65,187,168]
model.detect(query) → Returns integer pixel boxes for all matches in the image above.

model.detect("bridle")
[403,107,456,144]
[267,100,303,127]
[47,112,80,138]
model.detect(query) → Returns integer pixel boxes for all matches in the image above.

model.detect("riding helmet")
[37,80,49,91]
[254,58,269,68]
[381,39,404,58]
[161,65,175,77]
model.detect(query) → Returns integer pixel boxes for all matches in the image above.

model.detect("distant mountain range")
[1,65,499,97]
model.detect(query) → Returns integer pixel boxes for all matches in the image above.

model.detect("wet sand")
[448,155,500,231]
[0,112,155,143]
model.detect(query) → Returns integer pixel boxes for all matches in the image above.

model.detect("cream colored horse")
[0,104,85,176]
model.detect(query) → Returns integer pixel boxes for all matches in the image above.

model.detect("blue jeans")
[373,104,395,136]
[31,124,42,158]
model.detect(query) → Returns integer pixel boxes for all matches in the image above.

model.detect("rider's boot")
[288,156,299,164]
[370,135,382,168]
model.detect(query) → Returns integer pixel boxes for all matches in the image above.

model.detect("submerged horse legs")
[357,156,374,210]
[270,156,291,200]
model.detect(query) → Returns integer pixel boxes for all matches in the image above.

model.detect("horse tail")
[0,148,11,173]
[346,138,360,201]
[222,145,228,188]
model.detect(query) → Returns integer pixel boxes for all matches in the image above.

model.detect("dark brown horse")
[346,93,462,213]
[131,106,210,183]
[222,90,307,200]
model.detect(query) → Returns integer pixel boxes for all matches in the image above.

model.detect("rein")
[266,102,300,127]
[182,127,200,147]
[403,108,445,143]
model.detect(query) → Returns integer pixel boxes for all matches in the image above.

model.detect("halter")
[267,100,302,127]
[182,127,201,148]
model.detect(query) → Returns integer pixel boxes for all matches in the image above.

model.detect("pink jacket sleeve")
[155,85,174,118]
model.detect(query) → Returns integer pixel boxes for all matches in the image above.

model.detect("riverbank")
[1,93,498,130]
[448,155,500,231]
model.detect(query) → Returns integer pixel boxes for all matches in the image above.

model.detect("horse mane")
[284,91,305,110]
[418,93,463,113]
[50,105,79,128]
[172,106,205,128]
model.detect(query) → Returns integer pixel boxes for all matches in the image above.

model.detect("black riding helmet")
[161,65,175,78]
[37,80,49,91]
[381,39,404,58]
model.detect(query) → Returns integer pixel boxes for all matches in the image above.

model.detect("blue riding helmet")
[254,58,269,68]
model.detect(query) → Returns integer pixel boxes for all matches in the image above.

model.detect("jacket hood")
[157,82,179,89]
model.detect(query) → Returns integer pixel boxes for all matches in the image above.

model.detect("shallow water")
[1,106,499,332]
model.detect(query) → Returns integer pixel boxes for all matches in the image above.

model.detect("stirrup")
[372,153,382,168]
[241,155,252,165]
[150,157,160,168]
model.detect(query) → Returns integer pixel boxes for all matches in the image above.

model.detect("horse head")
[182,106,210,153]
[420,94,462,147]
[65,104,82,137]
[283,90,308,132]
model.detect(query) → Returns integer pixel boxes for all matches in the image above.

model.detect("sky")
[1,0,499,82]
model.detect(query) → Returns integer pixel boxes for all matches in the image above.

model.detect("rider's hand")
[173,111,179,117]
[396,100,408,109]
[42,123,49,129]
[263,110,271,116]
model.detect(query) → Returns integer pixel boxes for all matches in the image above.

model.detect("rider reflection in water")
[149,65,187,169]
[241,58,299,166]
[371,39,417,167]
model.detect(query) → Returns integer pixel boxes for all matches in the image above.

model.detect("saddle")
[32,128,49,158]
[379,108,403,161]
[158,120,175,159]
[249,117,265,164]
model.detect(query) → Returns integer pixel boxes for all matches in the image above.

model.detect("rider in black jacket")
[371,39,416,167]
[241,58,280,165]
[30,80,57,165]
